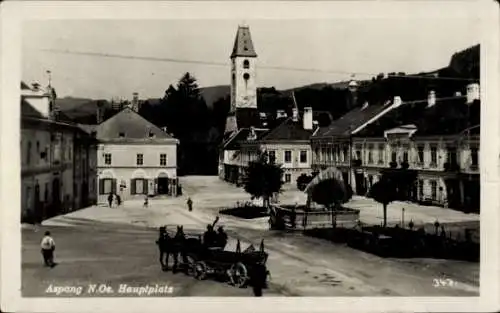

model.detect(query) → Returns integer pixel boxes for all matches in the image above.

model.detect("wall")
[96,143,178,201]
[231,56,257,110]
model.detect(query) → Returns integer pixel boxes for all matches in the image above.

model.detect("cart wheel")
[194,261,207,280]
[185,256,196,276]
[231,262,248,288]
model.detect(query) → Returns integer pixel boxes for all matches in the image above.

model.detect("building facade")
[95,107,179,202]
[21,81,96,222]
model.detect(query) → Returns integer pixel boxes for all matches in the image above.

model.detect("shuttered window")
[99,178,116,195]
[131,179,148,195]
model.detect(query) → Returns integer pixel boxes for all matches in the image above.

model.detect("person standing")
[187,197,193,212]
[143,196,149,208]
[40,231,56,267]
[107,192,114,208]
[116,193,122,207]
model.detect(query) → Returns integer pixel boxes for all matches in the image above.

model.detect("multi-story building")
[352,84,480,212]
[21,81,96,222]
[239,108,315,187]
[310,95,398,193]
[94,107,179,202]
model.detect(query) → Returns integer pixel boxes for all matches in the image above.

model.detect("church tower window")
[243,73,250,80]
[243,59,249,69]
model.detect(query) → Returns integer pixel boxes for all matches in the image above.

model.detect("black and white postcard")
[1,1,499,312]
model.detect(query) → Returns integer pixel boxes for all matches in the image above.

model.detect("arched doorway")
[157,172,169,195]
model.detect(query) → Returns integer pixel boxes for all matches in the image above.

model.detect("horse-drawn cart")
[162,227,269,289]
[185,236,269,288]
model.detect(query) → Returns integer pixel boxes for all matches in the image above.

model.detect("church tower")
[225,25,259,134]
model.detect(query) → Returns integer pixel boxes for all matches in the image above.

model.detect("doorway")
[157,177,169,195]
[51,178,61,217]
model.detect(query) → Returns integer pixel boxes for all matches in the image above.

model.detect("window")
[101,178,114,195]
[378,147,385,164]
[430,146,437,166]
[300,150,307,163]
[403,151,409,163]
[355,150,361,160]
[26,187,32,211]
[136,154,143,166]
[104,153,112,165]
[417,146,424,163]
[27,141,32,165]
[160,154,167,166]
[243,73,250,80]
[391,151,397,163]
[431,180,438,200]
[36,141,40,153]
[418,180,424,198]
[132,179,147,195]
[284,173,291,183]
[284,150,292,163]
[343,147,348,162]
[119,132,125,137]
[447,148,457,164]
[314,148,319,161]
[268,150,276,163]
[367,150,373,164]
[471,148,478,167]
[243,59,250,69]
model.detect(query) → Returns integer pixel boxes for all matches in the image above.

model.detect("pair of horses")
[156,225,201,272]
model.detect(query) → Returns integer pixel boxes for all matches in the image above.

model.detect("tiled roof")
[354,96,479,137]
[94,107,176,142]
[313,103,388,138]
[223,128,269,150]
[231,26,257,58]
[261,117,313,141]
[21,98,44,118]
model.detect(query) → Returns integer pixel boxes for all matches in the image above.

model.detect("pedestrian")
[216,226,228,250]
[107,192,114,208]
[116,194,122,207]
[249,262,268,297]
[187,197,193,212]
[40,231,56,267]
[143,196,149,208]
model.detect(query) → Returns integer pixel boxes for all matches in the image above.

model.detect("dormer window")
[149,131,155,138]
[119,132,125,138]
[243,59,249,69]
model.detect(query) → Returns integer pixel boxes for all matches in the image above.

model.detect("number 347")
[433,278,456,287]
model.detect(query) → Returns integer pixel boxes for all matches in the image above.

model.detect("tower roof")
[231,25,257,58]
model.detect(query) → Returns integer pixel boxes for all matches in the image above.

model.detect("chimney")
[292,107,299,122]
[466,83,480,104]
[132,92,139,111]
[303,107,313,130]
[427,90,436,108]
[392,96,402,108]
[96,102,105,124]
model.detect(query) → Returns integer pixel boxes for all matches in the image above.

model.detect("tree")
[368,179,397,227]
[243,153,284,208]
[296,174,313,191]
[310,178,352,227]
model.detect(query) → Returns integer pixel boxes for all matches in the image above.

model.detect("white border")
[1,1,499,312]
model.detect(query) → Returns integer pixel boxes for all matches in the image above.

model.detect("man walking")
[186,197,193,212]
[107,192,114,208]
[40,231,56,267]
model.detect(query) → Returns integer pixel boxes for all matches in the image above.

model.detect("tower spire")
[231,25,257,59]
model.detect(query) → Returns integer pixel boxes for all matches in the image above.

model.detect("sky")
[22,18,481,100]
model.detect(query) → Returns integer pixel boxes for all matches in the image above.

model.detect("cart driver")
[203,224,218,248]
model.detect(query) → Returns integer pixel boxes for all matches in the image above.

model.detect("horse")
[170,226,190,273]
[156,226,172,271]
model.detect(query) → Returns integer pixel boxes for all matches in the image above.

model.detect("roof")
[261,117,313,141]
[354,95,479,137]
[313,103,388,138]
[21,81,31,90]
[231,25,257,58]
[21,98,44,118]
[235,108,262,129]
[94,107,176,143]
[223,128,269,150]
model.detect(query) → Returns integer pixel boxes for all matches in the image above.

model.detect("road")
[23,176,479,297]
